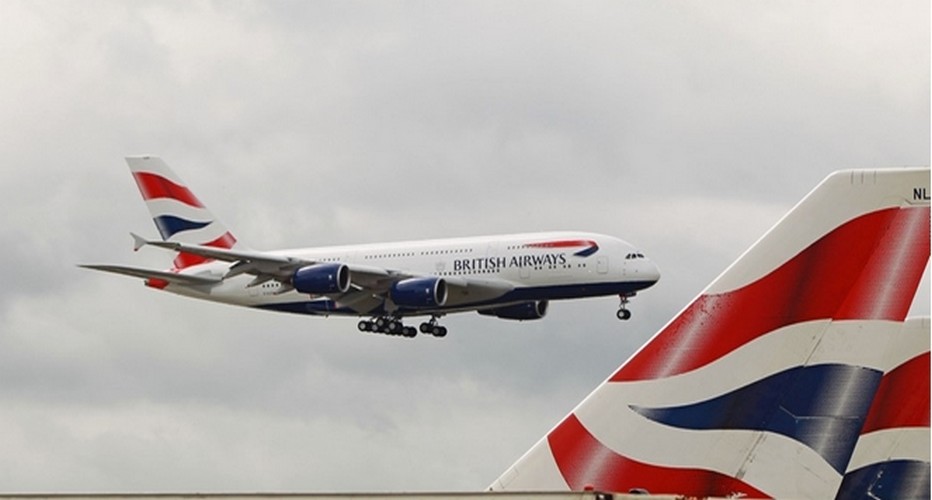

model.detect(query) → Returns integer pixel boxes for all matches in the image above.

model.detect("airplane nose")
[643,258,661,285]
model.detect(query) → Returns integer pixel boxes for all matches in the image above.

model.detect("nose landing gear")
[617,293,635,320]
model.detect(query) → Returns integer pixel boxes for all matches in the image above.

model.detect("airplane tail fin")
[490,168,930,498]
[836,316,930,499]
[125,156,242,269]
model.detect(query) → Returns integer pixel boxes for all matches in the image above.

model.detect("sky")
[0,0,928,493]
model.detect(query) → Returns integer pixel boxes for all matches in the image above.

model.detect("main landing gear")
[357,315,447,338]
[616,293,634,321]
[418,317,448,338]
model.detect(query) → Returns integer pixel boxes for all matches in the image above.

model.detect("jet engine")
[390,277,448,308]
[292,263,351,294]
[478,300,549,321]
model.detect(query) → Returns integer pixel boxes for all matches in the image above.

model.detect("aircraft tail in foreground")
[836,316,930,499]
[490,168,930,498]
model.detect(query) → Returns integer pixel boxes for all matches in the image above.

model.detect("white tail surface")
[490,168,930,498]
[125,156,242,269]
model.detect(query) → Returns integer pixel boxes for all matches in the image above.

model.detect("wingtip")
[130,232,149,252]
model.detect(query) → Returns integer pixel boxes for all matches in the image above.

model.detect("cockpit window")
[625,253,646,260]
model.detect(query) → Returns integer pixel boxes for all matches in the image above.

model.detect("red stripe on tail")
[612,207,930,382]
[860,352,930,434]
[133,172,205,208]
[548,414,769,497]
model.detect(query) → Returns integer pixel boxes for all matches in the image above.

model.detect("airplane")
[837,317,929,499]
[489,167,930,498]
[81,156,660,338]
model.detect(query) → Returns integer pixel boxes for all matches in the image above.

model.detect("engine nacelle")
[390,277,448,308]
[292,263,351,294]
[478,300,549,321]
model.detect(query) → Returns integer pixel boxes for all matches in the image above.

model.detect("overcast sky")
[0,0,928,493]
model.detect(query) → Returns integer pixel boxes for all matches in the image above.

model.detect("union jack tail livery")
[837,317,930,499]
[126,156,241,269]
[490,168,930,498]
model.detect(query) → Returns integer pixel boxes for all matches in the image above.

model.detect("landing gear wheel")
[420,316,447,337]
[366,315,445,338]
[617,293,634,321]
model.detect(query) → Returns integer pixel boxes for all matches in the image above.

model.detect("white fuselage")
[164,231,659,318]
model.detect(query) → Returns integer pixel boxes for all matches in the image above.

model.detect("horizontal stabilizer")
[79,264,220,286]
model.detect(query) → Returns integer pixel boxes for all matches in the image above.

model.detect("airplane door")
[597,256,609,274]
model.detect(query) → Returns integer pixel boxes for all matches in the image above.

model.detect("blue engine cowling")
[292,263,351,294]
[478,300,549,321]
[390,277,448,308]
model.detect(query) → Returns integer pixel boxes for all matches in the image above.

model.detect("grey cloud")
[0,0,927,492]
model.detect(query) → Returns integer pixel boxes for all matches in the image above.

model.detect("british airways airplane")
[490,167,930,498]
[82,156,660,337]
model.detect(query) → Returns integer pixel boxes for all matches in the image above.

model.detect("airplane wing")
[79,264,221,286]
[136,234,305,279]
[141,236,398,286]
[135,234,515,310]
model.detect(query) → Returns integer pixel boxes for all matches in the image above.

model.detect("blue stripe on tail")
[153,215,211,240]
[631,364,883,473]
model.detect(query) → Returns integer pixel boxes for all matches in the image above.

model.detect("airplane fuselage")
[164,231,659,318]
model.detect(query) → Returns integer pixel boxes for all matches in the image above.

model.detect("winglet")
[131,232,150,252]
